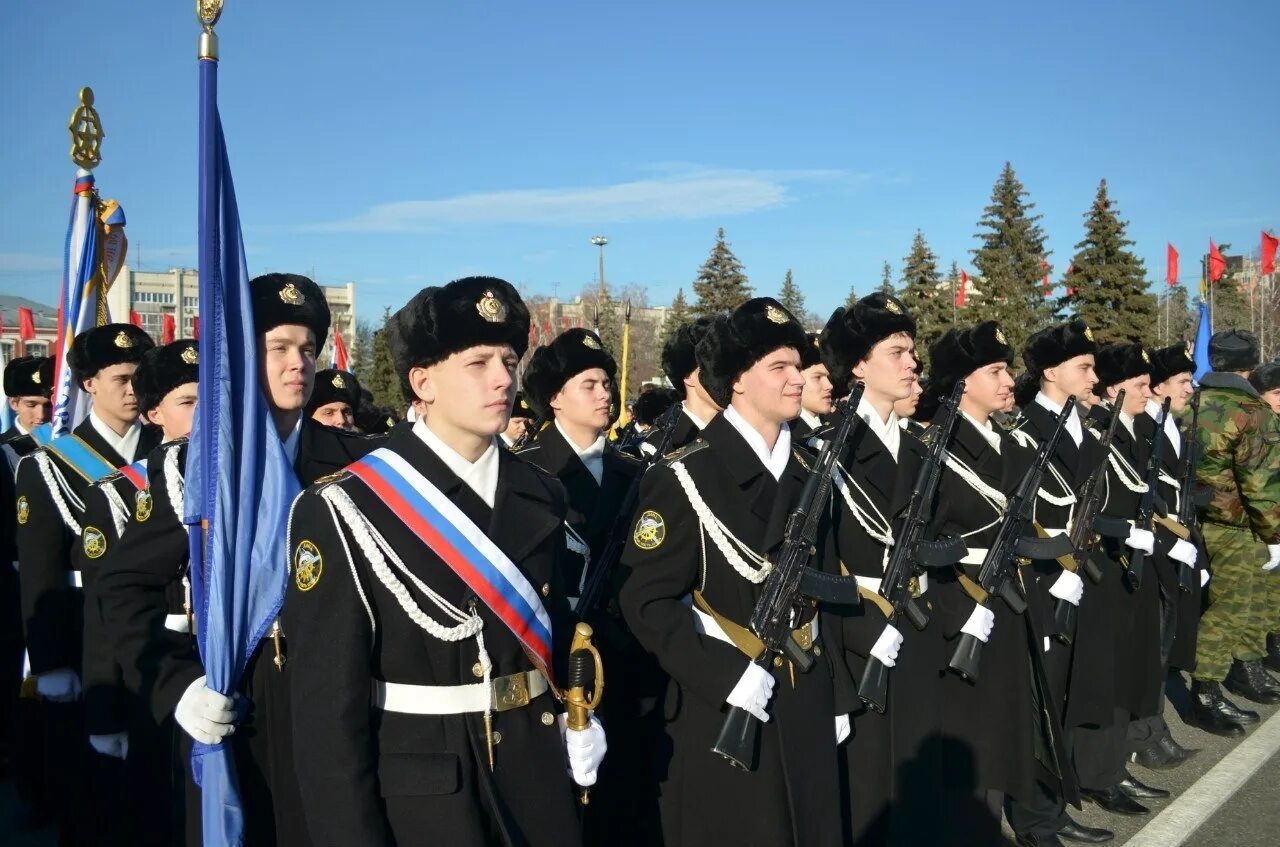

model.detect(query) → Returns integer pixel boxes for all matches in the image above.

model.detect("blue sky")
[1,1,1275,322]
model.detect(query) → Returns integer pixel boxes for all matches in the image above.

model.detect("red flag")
[191,316,199,340]
[956,270,968,308]
[162,314,176,344]
[1208,240,1227,282]
[18,307,36,340]
[1064,263,1077,298]
[129,310,143,328]
[332,328,349,371]
[1262,231,1279,276]
[1041,260,1050,296]
[1166,243,1178,287]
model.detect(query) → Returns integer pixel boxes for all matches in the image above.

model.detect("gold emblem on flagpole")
[68,87,104,170]
[197,0,224,60]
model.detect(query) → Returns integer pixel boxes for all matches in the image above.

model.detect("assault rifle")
[577,402,684,616]
[712,386,863,771]
[948,400,1075,682]
[1066,389,1125,586]
[1126,397,1172,591]
[1175,389,1202,593]
[856,380,968,713]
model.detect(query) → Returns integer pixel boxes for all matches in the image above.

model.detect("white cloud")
[299,167,848,233]
[0,253,61,272]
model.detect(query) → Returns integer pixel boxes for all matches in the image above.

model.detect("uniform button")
[813,645,822,657]
[541,711,555,726]
[492,731,503,745]
[772,656,784,668]
[541,583,551,597]
[471,662,484,679]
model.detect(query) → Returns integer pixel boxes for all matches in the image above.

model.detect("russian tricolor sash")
[45,433,118,483]
[347,447,555,681]
[118,459,149,490]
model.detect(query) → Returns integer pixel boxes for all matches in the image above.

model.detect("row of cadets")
[619,298,852,847]
[642,314,724,455]
[919,321,1077,846]
[818,293,937,845]
[95,273,384,846]
[77,339,199,845]
[282,277,604,845]
[515,328,664,843]
[1,355,54,828]
[14,323,161,845]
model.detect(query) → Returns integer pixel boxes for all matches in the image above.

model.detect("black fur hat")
[696,297,807,408]
[914,377,940,423]
[306,369,360,415]
[251,273,331,343]
[3,355,53,399]
[633,387,679,426]
[926,321,1016,398]
[509,390,536,421]
[661,315,720,398]
[386,277,531,402]
[1250,362,1280,393]
[800,332,823,370]
[1148,343,1196,387]
[819,293,917,398]
[1208,329,1260,372]
[1093,343,1152,393]
[68,323,154,386]
[1013,371,1040,409]
[132,340,199,415]
[1022,317,1098,376]
[522,328,617,420]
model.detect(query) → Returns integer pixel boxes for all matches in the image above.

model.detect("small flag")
[129,310,142,328]
[1208,240,1227,282]
[1191,302,1210,380]
[1166,243,1178,287]
[1262,231,1278,276]
[192,316,199,339]
[332,327,349,370]
[18,307,36,340]
[162,313,176,344]
[956,270,968,308]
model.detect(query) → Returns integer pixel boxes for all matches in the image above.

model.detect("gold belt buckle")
[791,622,814,652]
[908,575,922,598]
[492,672,531,712]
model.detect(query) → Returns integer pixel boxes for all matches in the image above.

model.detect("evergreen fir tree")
[363,307,401,410]
[582,283,624,356]
[691,227,752,315]
[1059,180,1157,345]
[844,284,858,309]
[897,231,951,368]
[778,269,805,318]
[1158,283,1196,344]
[350,318,375,377]
[879,261,895,296]
[658,289,693,376]
[1200,244,1252,337]
[971,162,1054,354]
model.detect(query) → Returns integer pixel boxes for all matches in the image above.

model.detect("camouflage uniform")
[1192,372,1280,682]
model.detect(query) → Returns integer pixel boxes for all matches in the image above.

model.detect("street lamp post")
[591,235,608,303]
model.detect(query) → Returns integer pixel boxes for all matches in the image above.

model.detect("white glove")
[726,662,776,723]
[1264,544,1280,572]
[960,605,996,643]
[36,669,81,702]
[869,624,904,668]
[1125,527,1155,555]
[1049,570,1085,606]
[174,676,237,745]
[557,713,607,787]
[835,714,851,744]
[1169,539,1199,567]
[88,732,128,760]
[1201,569,1210,587]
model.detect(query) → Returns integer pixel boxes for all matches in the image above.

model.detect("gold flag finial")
[68,87,103,170]
[197,0,224,59]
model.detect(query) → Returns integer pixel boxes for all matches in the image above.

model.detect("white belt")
[687,599,819,647]
[372,671,548,715]
[67,571,83,589]
[1041,527,1068,537]
[164,614,190,634]
[854,573,928,595]
[959,548,988,566]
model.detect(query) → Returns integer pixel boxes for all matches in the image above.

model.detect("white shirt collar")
[856,396,901,462]
[897,417,910,430]
[1034,390,1083,447]
[282,414,303,466]
[89,411,142,463]
[16,421,30,436]
[961,411,1002,454]
[799,408,822,430]
[414,418,500,508]
[500,433,515,448]
[555,420,606,486]
[682,402,711,431]
[1118,410,1136,440]
[1145,399,1181,458]
[723,404,792,481]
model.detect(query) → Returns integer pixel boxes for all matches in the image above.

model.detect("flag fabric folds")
[1192,301,1211,381]
[18,307,36,341]
[51,172,108,436]
[162,313,176,344]
[186,53,302,846]
[1166,243,1178,287]
[332,326,349,370]
[956,269,968,307]
[1208,240,1227,283]
[1263,231,1278,277]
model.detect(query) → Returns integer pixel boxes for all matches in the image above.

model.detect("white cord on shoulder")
[164,445,187,535]
[831,464,894,549]
[943,451,1005,538]
[1158,470,1182,513]
[1007,428,1076,507]
[101,482,130,538]
[671,461,773,584]
[33,452,82,535]
[313,492,375,636]
[1105,445,1149,494]
[564,522,590,559]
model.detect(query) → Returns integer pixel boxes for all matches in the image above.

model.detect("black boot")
[1266,633,1280,674]
[1131,734,1199,771]
[1249,659,1280,697]
[1224,659,1280,704]
[1186,680,1247,736]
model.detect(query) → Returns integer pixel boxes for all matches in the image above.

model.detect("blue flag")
[1192,301,1211,381]
[187,52,302,847]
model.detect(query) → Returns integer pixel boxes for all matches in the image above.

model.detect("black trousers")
[1072,707,1130,790]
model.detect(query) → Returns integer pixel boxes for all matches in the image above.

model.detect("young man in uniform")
[1188,330,1280,731]
[923,322,1075,846]
[500,390,535,447]
[305,367,360,430]
[1251,362,1280,415]
[620,297,850,847]
[15,323,160,845]
[282,277,599,846]
[97,273,380,846]
[646,314,723,454]
[792,332,833,443]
